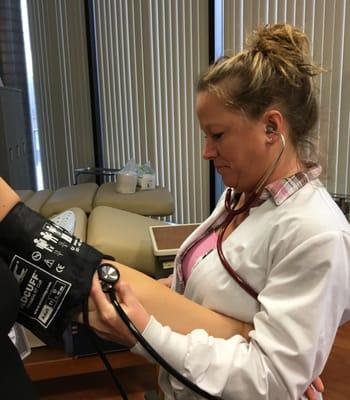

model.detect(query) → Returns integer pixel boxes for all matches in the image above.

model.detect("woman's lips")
[215,165,229,173]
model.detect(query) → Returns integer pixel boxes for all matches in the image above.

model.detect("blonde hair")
[197,24,324,162]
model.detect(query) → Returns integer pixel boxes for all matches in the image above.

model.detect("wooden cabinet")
[23,323,350,399]
[24,346,149,381]
[24,347,158,399]
[321,322,350,400]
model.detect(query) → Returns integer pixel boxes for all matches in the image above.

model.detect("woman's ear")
[262,110,285,144]
[263,110,284,134]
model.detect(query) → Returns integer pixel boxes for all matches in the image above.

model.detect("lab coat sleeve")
[132,230,350,400]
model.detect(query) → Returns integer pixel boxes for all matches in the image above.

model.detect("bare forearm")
[114,262,252,339]
[0,178,20,222]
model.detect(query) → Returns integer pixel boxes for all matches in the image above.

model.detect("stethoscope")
[217,128,286,300]
[83,267,223,399]
[83,128,286,399]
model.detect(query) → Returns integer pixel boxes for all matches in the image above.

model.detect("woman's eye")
[212,132,224,140]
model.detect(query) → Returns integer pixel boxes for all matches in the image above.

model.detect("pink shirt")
[181,229,217,283]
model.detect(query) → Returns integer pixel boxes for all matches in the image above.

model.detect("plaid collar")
[259,163,322,206]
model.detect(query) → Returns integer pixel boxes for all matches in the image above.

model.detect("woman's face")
[196,91,273,193]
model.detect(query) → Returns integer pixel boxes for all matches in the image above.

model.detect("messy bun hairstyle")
[197,24,324,162]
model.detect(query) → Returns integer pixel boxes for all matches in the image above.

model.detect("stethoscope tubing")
[108,289,222,400]
[217,192,260,300]
[217,131,286,301]
[83,298,129,400]
[84,131,286,399]
[84,271,222,399]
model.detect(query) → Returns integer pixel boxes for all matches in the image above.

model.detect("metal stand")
[74,167,120,185]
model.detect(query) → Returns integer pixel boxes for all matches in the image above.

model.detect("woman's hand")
[83,272,151,347]
[304,377,324,400]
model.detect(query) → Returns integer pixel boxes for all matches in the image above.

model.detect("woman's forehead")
[196,92,243,124]
[197,91,229,115]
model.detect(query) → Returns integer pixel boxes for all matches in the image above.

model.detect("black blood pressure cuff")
[0,202,103,345]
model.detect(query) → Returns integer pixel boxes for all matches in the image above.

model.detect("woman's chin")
[221,179,246,193]
[221,179,237,190]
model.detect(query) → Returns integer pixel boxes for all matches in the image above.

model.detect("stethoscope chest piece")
[98,263,120,292]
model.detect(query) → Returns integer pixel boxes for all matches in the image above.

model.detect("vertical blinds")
[222,0,350,195]
[92,0,210,223]
[0,0,35,189]
[26,0,95,189]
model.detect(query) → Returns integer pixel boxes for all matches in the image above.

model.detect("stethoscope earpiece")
[266,124,275,134]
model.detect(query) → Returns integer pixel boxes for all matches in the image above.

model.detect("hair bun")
[246,23,323,82]
[248,24,309,57]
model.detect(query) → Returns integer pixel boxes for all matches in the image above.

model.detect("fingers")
[89,273,149,344]
[312,377,324,393]
[115,281,137,308]
[91,272,112,312]
[304,386,316,400]
[86,294,97,312]
[74,311,83,324]
[91,326,116,342]
[115,281,151,333]
[304,377,325,400]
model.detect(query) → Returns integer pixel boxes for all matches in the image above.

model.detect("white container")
[115,172,137,194]
[139,173,156,190]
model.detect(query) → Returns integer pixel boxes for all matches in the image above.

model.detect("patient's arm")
[0,177,250,339]
[0,178,20,221]
[88,262,253,340]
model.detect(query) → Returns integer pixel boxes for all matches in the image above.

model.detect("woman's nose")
[203,138,217,160]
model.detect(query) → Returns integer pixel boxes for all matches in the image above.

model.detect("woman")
[85,24,350,399]
[0,23,334,399]
[0,185,320,399]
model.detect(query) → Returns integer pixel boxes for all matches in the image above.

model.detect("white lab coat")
[132,180,350,399]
